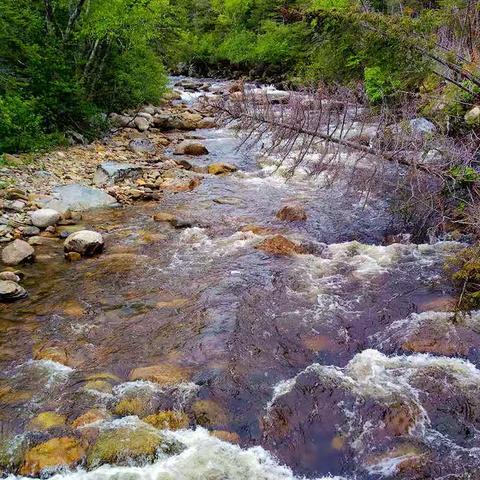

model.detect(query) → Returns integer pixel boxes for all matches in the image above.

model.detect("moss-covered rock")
[143,411,189,430]
[207,163,238,175]
[20,437,85,476]
[86,422,183,468]
[0,435,26,473]
[27,411,66,431]
[128,363,191,386]
[83,380,113,394]
[113,397,153,417]
[71,409,110,429]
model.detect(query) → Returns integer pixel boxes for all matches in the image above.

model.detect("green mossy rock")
[86,423,184,468]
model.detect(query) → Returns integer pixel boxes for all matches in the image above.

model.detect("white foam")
[5,428,346,480]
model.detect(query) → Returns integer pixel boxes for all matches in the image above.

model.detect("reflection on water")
[0,79,476,480]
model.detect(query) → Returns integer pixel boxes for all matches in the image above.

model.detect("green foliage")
[447,245,480,310]
[0,95,62,153]
[364,66,402,102]
[0,0,174,153]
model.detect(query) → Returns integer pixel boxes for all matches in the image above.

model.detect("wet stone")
[0,280,27,302]
[256,235,307,256]
[276,204,307,222]
[1,239,35,266]
[64,230,104,257]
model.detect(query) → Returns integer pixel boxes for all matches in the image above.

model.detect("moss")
[27,412,66,431]
[142,411,189,430]
[113,397,152,417]
[86,424,183,468]
[446,245,480,310]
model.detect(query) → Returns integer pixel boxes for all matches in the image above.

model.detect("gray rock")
[409,118,437,136]
[94,162,142,186]
[19,225,41,237]
[4,200,26,213]
[129,139,156,155]
[28,236,59,246]
[0,271,20,282]
[465,106,480,126]
[134,116,150,132]
[2,240,35,266]
[30,208,61,228]
[40,184,119,213]
[109,113,134,128]
[0,280,27,302]
[64,230,104,257]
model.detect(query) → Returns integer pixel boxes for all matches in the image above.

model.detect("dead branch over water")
[209,85,480,239]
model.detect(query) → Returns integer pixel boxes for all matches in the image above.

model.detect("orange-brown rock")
[240,225,277,235]
[129,363,190,386]
[402,336,468,356]
[210,430,241,444]
[192,400,229,428]
[20,437,85,476]
[71,409,109,429]
[256,235,307,256]
[276,205,307,222]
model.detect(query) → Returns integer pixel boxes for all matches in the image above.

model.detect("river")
[1,79,479,480]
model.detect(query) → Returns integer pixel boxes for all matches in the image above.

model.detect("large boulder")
[20,437,85,477]
[174,141,208,156]
[94,162,142,186]
[30,208,61,228]
[64,230,104,257]
[2,240,35,266]
[40,184,118,213]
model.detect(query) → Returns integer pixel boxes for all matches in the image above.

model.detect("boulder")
[197,117,217,129]
[30,208,61,228]
[2,240,34,266]
[93,162,142,186]
[409,117,437,136]
[87,423,181,467]
[129,138,156,155]
[20,437,85,476]
[142,411,189,430]
[0,280,27,302]
[40,184,118,213]
[174,141,209,156]
[27,412,66,431]
[129,363,190,386]
[465,106,480,126]
[64,230,104,257]
[207,163,238,175]
[256,235,307,256]
[276,204,307,222]
[134,116,150,132]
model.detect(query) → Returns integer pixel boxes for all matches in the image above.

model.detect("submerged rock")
[174,141,209,156]
[94,162,142,186]
[40,184,118,213]
[0,271,20,282]
[1,240,35,266]
[256,235,307,256]
[0,280,27,302]
[207,163,238,175]
[129,363,190,386]
[86,423,182,468]
[27,411,66,431]
[64,230,104,257]
[143,411,189,430]
[30,208,61,229]
[20,437,85,476]
[192,400,229,428]
[276,204,307,222]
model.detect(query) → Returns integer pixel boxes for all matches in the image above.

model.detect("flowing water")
[1,79,480,480]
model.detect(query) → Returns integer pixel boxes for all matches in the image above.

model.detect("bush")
[0,95,62,153]
[364,66,402,103]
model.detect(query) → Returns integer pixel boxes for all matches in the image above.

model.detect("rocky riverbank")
[0,79,239,302]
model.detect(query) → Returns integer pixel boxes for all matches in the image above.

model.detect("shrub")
[0,95,61,153]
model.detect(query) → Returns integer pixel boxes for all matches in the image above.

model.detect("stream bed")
[1,79,480,480]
